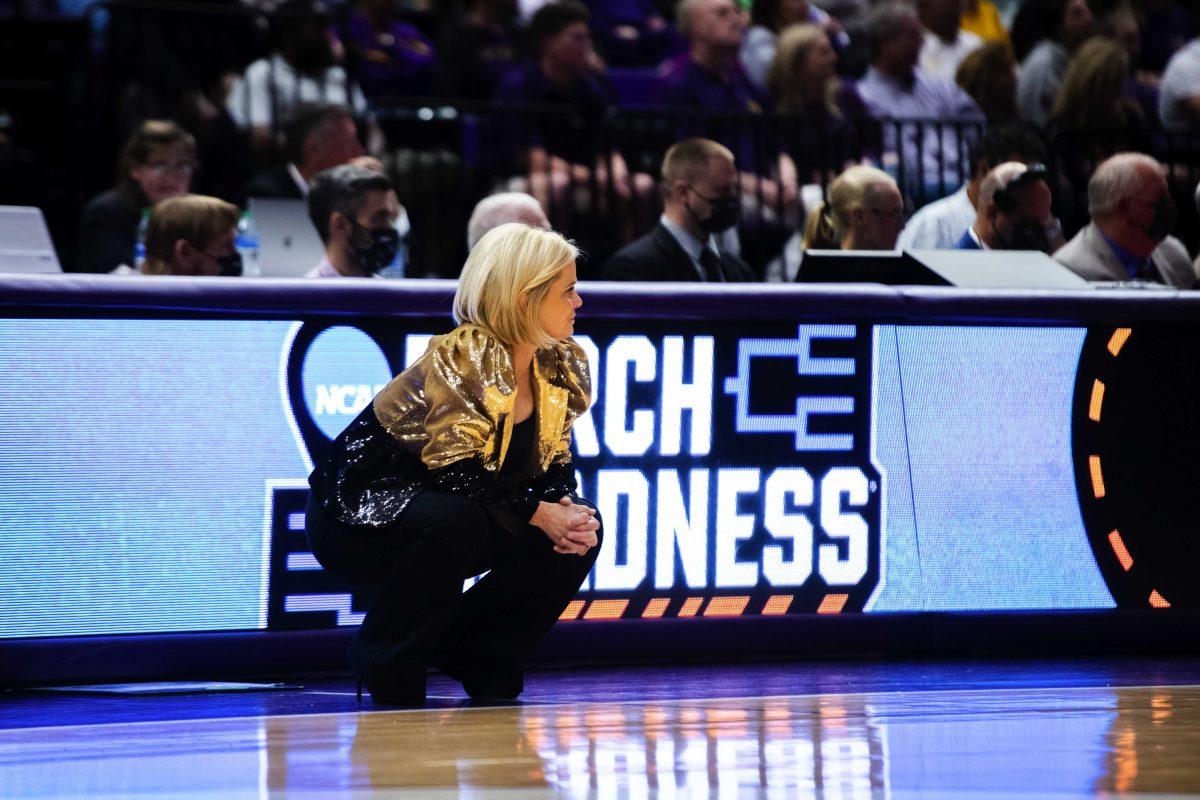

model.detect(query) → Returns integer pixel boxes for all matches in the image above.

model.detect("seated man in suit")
[955,161,1063,252]
[241,103,372,202]
[1054,153,1194,287]
[601,137,756,282]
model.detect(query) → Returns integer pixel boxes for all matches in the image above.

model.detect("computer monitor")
[795,250,938,285]
[0,206,61,274]
[249,197,325,278]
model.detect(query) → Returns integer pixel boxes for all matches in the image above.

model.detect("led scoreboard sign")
[4,299,1197,642]
[271,320,882,629]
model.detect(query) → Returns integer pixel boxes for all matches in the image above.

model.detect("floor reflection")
[3,685,1200,797]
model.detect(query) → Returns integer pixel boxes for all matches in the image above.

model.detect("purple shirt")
[657,57,779,174]
[583,0,685,67]
[341,10,437,98]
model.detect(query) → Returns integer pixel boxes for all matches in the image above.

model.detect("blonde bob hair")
[453,222,580,348]
[143,194,240,276]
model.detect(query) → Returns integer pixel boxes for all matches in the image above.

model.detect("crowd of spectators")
[5,0,1200,287]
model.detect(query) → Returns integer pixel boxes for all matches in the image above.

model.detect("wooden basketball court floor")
[4,657,1200,798]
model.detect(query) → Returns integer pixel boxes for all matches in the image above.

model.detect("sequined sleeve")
[419,325,508,470]
[548,338,592,469]
[531,339,591,502]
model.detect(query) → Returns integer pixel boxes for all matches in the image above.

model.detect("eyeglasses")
[144,162,196,177]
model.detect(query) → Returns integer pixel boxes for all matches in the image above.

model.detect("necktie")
[699,247,726,283]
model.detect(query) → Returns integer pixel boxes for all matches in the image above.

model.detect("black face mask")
[1000,219,1051,252]
[215,252,244,277]
[350,222,402,274]
[687,187,740,234]
[203,250,243,277]
[1145,194,1178,244]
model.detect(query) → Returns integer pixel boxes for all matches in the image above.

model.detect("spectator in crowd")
[855,2,983,197]
[917,0,983,83]
[659,0,800,241]
[1159,36,1200,131]
[306,164,403,278]
[769,24,868,117]
[801,165,904,250]
[960,0,1010,47]
[1101,4,1159,129]
[955,41,1018,122]
[141,195,242,277]
[1139,0,1198,74]
[438,0,523,100]
[340,0,438,99]
[1049,36,1152,233]
[898,122,1045,249]
[467,192,550,250]
[583,0,684,67]
[78,120,197,274]
[241,103,368,201]
[601,138,757,281]
[494,2,649,231]
[741,0,847,88]
[767,24,876,183]
[1012,0,1095,129]
[1054,153,1193,286]
[955,161,1064,251]
[226,0,371,153]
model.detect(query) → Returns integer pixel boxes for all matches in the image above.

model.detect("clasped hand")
[531,496,600,556]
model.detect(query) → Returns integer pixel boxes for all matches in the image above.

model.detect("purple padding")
[0,273,1194,323]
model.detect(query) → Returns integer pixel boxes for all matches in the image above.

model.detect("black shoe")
[358,658,428,707]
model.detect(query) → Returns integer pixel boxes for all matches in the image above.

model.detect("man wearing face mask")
[1054,153,1193,287]
[601,138,757,282]
[955,162,1065,253]
[306,164,405,279]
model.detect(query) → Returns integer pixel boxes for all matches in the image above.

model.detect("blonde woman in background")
[1049,36,1152,233]
[768,25,877,184]
[142,195,241,276]
[802,165,904,250]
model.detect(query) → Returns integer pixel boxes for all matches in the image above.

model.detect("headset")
[992,163,1049,213]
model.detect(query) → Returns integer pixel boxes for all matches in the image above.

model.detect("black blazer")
[601,222,758,282]
[240,164,304,204]
[77,189,141,274]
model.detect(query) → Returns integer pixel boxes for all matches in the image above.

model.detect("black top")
[498,415,536,481]
[77,189,141,274]
[493,62,617,166]
[600,222,758,283]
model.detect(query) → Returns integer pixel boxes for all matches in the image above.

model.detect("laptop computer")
[0,206,61,273]
[249,197,325,278]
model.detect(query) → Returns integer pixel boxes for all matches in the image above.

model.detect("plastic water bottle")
[235,211,261,277]
[133,208,150,270]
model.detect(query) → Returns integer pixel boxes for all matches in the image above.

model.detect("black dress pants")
[305,490,602,697]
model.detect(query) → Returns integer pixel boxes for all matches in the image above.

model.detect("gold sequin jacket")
[308,323,591,532]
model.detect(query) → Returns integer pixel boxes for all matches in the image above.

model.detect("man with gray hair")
[1054,153,1192,287]
[955,161,1063,252]
[466,193,550,250]
[856,1,982,198]
[306,164,404,278]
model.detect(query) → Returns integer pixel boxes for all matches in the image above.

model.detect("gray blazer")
[1053,223,1195,288]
